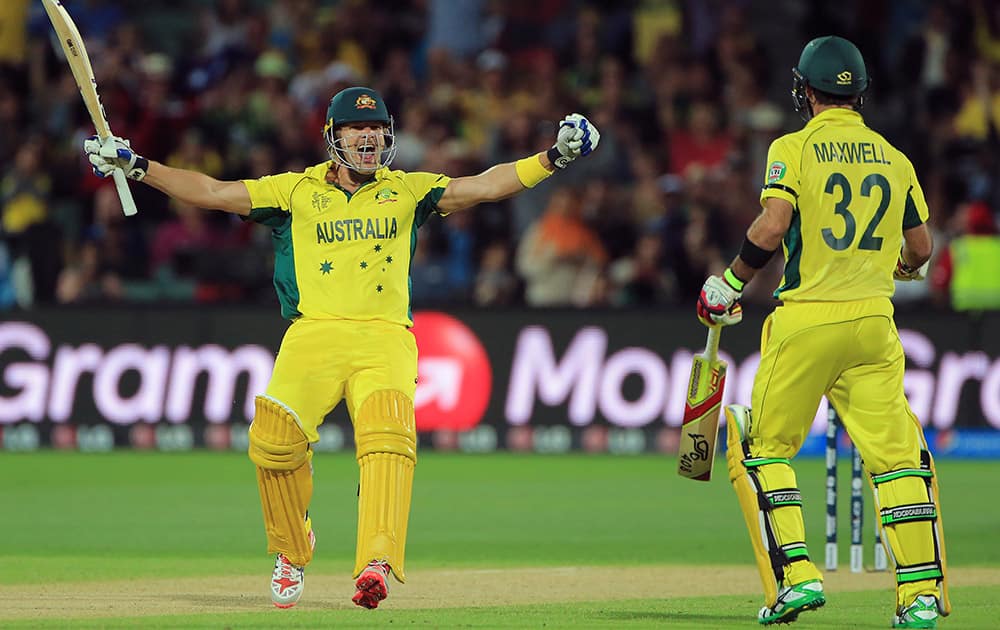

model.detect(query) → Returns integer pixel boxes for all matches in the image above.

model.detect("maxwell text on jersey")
[316,217,400,244]
[812,142,891,165]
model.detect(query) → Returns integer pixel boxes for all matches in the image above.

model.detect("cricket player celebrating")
[84,86,600,609]
[696,37,949,628]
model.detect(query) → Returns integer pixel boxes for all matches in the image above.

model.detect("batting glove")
[84,135,149,181]
[697,275,744,327]
[546,113,600,169]
[893,256,925,281]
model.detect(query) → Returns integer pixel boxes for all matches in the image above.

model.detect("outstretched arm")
[142,162,251,215]
[437,154,553,213]
[84,136,252,215]
[437,114,600,214]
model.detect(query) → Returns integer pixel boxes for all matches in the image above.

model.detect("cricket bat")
[42,0,138,217]
[677,325,726,481]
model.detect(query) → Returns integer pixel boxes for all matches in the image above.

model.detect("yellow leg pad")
[257,462,314,567]
[752,461,821,587]
[928,456,951,616]
[354,390,416,583]
[726,406,779,607]
[725,406,821,608]
[248,396,314,567]
[872,463,948,614]
[248,396,310,471]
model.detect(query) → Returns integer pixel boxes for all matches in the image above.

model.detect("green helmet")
[323,87,396,172]
[791,36,869,119]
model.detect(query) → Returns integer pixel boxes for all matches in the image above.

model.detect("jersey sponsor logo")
[315,217,399,243]
[412,312,492,431]
[836,70,852,85]
[767,161,786,183]
[355,94,377,110]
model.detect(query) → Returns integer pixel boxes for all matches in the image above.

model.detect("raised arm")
[84,135,252,215]
[437,114,601,214]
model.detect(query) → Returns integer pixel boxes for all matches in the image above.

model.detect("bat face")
[677,352,726,481]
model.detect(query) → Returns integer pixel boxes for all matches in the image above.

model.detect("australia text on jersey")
[316,217,399,243]
[813,141,891,165]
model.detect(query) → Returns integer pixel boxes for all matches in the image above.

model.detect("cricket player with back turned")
[84,87,600,609]
[696,37,949,627]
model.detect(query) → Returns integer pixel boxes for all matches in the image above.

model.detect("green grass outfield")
[0,452,997,628]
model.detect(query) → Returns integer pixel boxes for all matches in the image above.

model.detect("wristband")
[897,254,918,273]
[723,268,746,291]
[515,153,554,188]
[129,156,149,181]
[738,236,778,269]
[546,146,572,169]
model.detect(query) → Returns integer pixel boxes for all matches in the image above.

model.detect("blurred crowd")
[1,0,999,312]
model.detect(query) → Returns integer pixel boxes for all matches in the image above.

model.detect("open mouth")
[356,142,377,165]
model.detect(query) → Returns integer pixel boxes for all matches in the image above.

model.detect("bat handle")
[112,168,138,216]
[704,325,722,361]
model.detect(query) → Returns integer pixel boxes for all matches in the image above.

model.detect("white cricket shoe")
[271,553,304,608]
[270,524,316,609]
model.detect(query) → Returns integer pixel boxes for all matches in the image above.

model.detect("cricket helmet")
[791,36,869,119]
[323,86,396,172]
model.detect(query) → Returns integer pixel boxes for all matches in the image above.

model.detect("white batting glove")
[893,256,926,281]
[547,113,601,169]
[84,135,149,181]
[697,275,744,327]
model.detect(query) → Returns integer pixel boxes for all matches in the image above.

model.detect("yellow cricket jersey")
[760,108,928,304]
[242,162,450,325]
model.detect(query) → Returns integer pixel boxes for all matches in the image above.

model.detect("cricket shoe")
[892,595,940,628]
[352,560,391,609]
[758,579,825,625]
[270,525,316,608]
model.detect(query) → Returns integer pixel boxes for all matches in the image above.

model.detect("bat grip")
[704,325,721,361]
[112,168,138,216]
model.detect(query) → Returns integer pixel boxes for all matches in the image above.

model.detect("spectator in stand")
[930,200,1000,311]
[57,185,145,303]
[1,140,60,304]
[149,199,228,277]
[474,241,519,306]
[669,99,733,176]
[516,187,607,306]
[609,230,672,306]
[0,1,30,74]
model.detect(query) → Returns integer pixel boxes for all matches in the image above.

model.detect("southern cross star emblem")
[385,255,393,264]
[374,244,382,253]
[376,284,384,293]
[360,261,368,269]
[319,260,333,274]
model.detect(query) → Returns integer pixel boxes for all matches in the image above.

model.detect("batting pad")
[248,395,314,568]
[925,450,951,616]
[870,453,949,615]
[725,406,821,608]
[354,390,417,583]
